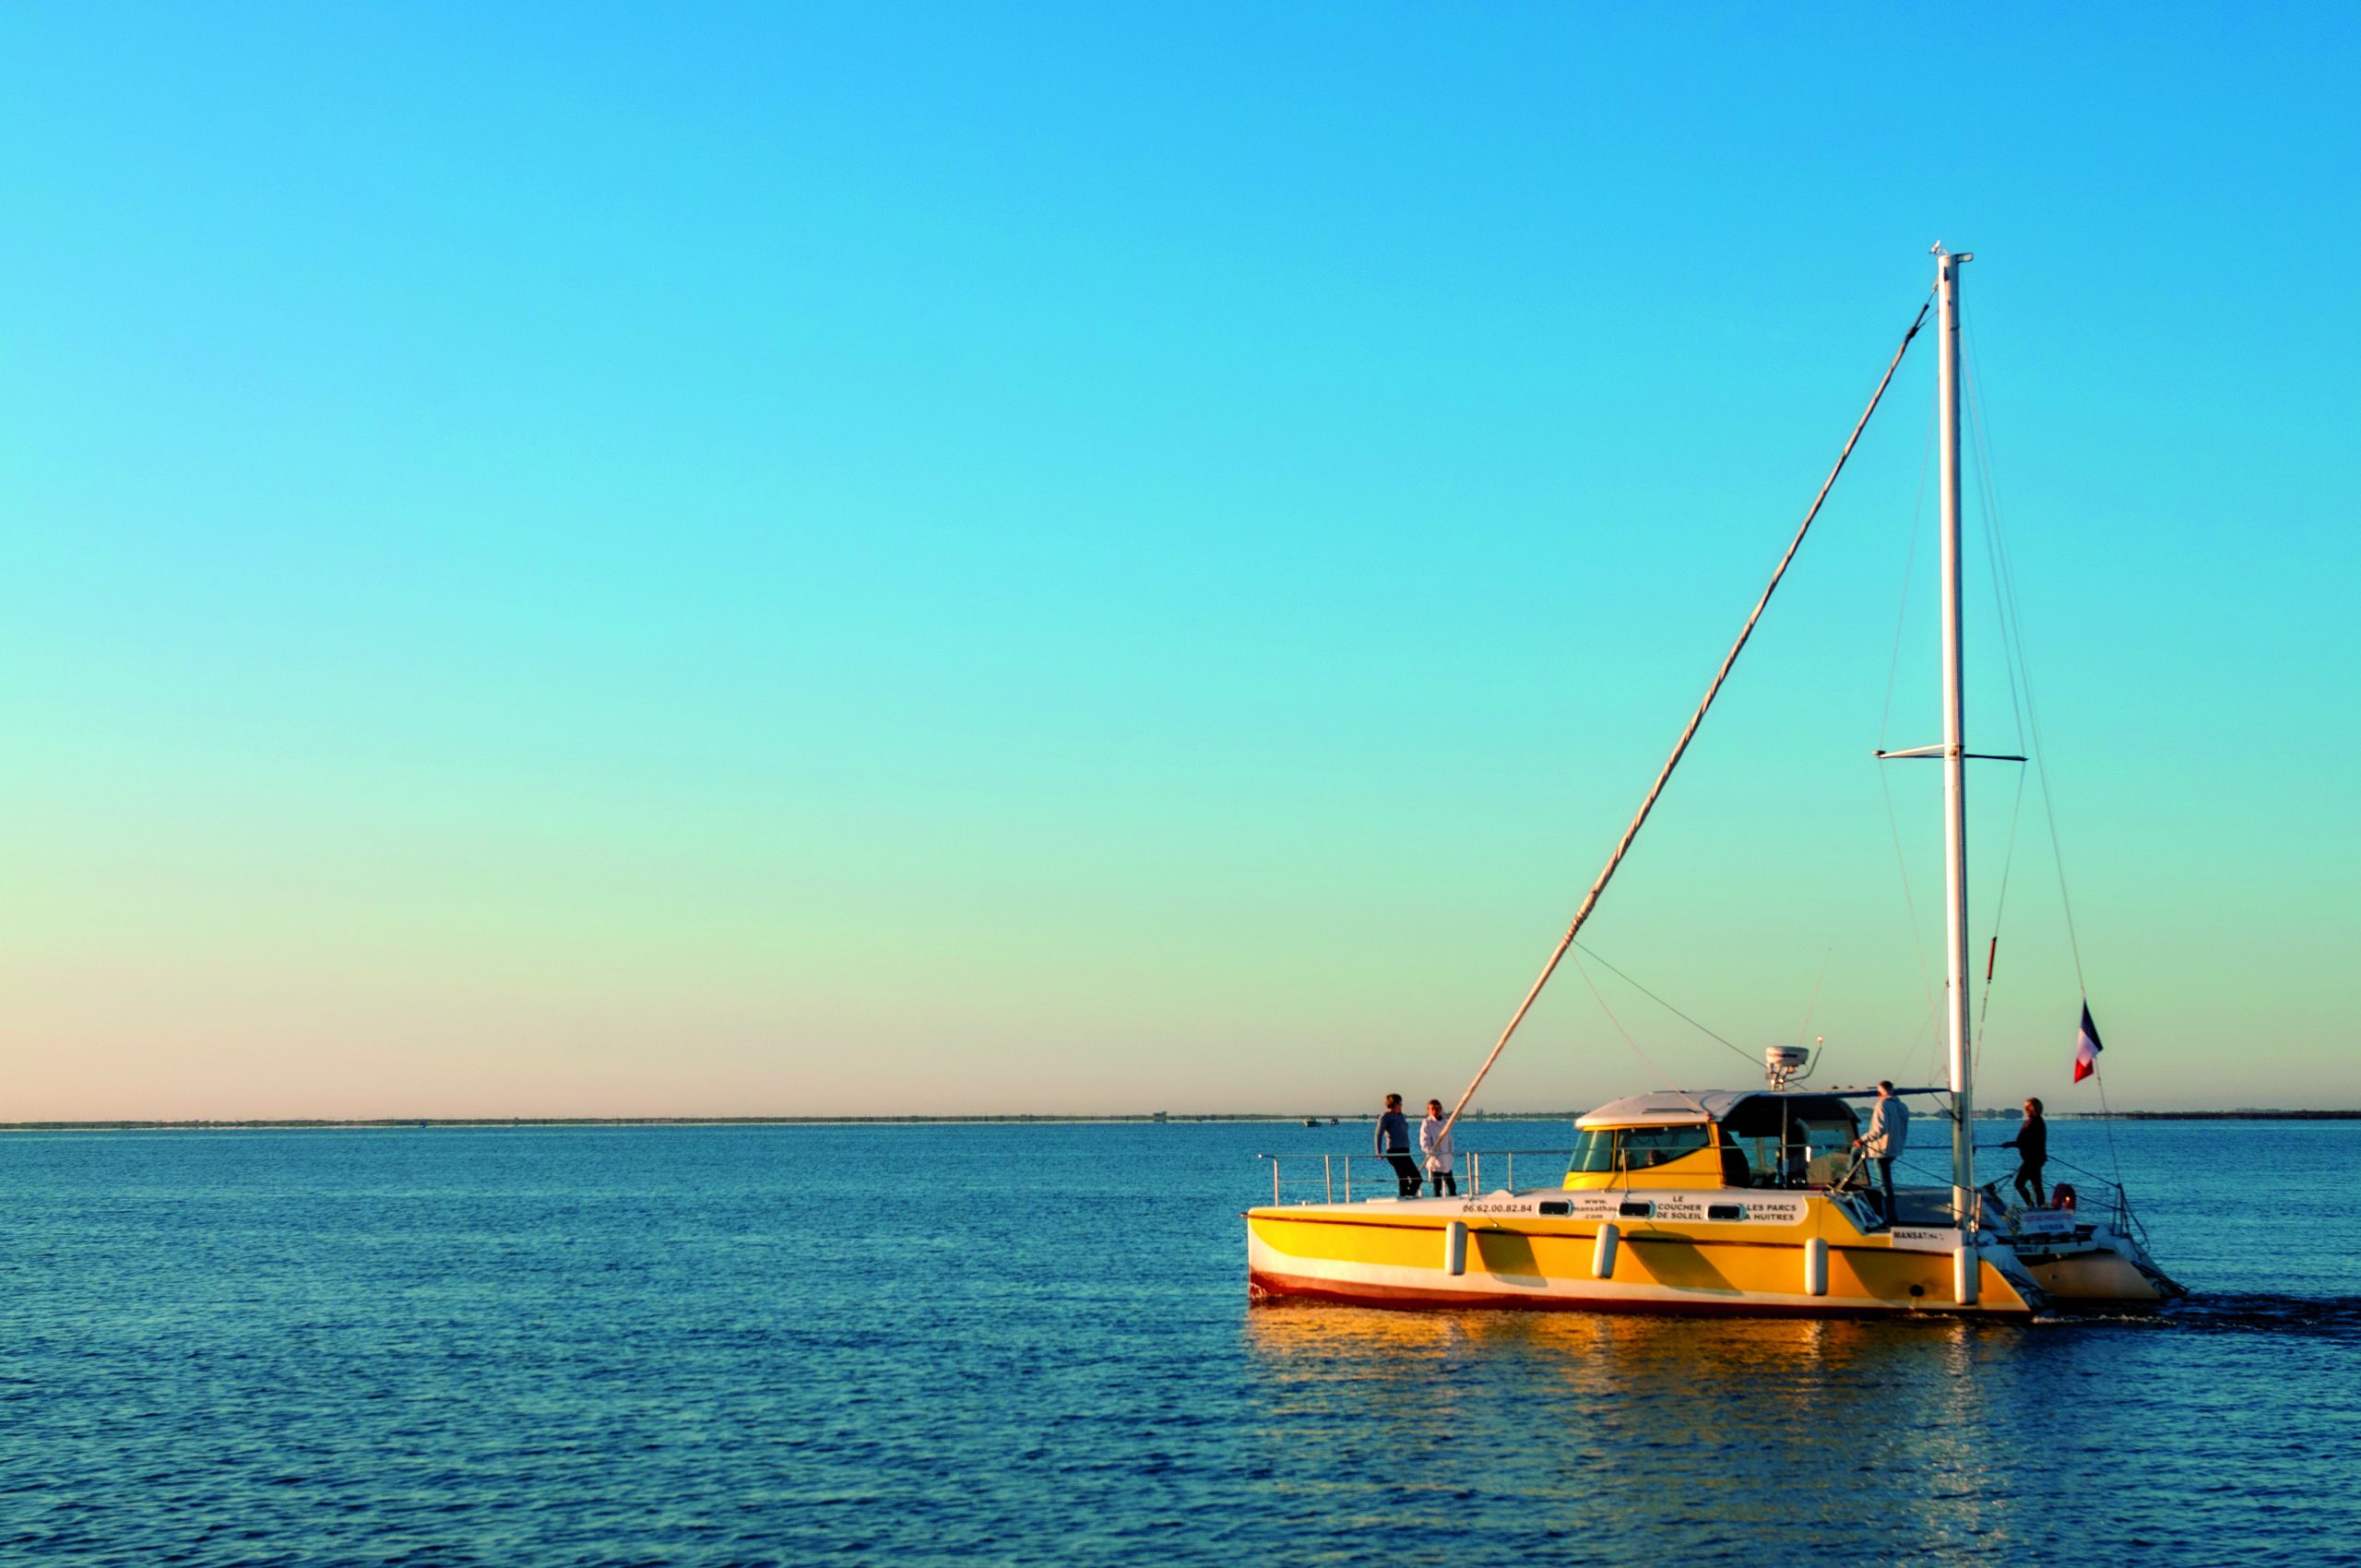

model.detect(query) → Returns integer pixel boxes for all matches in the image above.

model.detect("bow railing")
[1254,1148,1576,1206]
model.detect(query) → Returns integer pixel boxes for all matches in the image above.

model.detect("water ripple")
[2,1120,2357,1563]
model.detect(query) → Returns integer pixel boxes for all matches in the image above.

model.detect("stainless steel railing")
[1254,1149,1576,1206]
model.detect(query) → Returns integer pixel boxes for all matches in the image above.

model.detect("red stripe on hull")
[1247,1268,1970,1319]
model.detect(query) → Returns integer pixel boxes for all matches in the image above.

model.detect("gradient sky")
[4,3,2355,1118]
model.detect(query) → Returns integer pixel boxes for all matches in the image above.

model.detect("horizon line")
[6,1108,2359,1132]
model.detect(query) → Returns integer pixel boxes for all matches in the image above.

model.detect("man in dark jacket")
[2001,1098,2049,1207]
[1375,1093,1420,1197]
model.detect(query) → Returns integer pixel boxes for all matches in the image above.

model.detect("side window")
[1620,1126,1711,1168]
[1569,1128,1617,1173]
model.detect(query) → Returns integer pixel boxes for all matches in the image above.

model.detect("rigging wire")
[1972,763,2031,1081]
[1431,297,1935,1150]
[1569,951,1677,1086]
[1877,399,1946,1078]
[1960,344,2035,1082]
[1797,945,1832,1045]
[1964,310,2122,1183]
[1877,401,1940,744]
[1967,349,2087,993]
[1882,757,1951,1093]
[1570,940,1759,1067]
[1966,360,2033,759]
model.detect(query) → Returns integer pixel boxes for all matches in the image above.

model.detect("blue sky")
[3,3,2355,1116]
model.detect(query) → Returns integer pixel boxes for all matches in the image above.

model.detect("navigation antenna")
[1764,1043,1816,1090]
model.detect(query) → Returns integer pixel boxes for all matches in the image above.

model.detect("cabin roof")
[1576,1090,1753,1128]
[1576,1086,1944,1129]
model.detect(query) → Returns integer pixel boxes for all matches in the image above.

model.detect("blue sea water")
[4,1118,2358,1565]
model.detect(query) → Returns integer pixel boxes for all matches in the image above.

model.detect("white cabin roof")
[1576,1086,1932,1129]
[1576,1089,1755,1129]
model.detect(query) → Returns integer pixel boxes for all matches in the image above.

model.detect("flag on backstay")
[2071,1004,2104,1084]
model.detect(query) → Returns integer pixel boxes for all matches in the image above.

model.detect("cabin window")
[1567,1123,1713,1176]
[1717,1096,1863,1187]
[1569,1128,1618,1173]
[1619,1125,1713,1168]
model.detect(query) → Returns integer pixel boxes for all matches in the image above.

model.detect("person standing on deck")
[1853,1081,1910,1221]
[2001,1098,2049,1208]
[1420,1099,1457,1197]
[1376,1094,1420,1197]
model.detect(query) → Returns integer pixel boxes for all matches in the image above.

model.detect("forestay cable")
[1435,299,1932,1146]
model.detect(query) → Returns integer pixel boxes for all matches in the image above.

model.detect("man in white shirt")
[1853,1080,1911,1221]
[1419,1099,1457,1197]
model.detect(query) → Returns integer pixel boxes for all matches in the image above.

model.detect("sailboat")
[1246,248,2181,1316]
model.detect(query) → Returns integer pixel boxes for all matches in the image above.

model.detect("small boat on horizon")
[1246,247,2182,1317]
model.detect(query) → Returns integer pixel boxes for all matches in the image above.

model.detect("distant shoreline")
[5,1109,2359,1132]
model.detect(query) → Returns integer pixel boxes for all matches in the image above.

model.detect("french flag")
[2071,1004,2105,1084]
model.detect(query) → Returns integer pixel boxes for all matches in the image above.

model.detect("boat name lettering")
[1890,1227,1965,1253]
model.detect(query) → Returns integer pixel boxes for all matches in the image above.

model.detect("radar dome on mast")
[1764,1044,1813,1088]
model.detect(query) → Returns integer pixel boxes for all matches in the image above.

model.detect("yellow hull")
[1247,1190,2050,1316]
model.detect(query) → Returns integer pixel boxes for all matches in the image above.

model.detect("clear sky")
[4,3,2355,1119]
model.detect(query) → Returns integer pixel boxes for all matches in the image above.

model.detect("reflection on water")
[1244,1307,2025,1559]
[1240,1256,2361,1562]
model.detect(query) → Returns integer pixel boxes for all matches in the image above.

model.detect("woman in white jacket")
[1419,1099,1457,1197]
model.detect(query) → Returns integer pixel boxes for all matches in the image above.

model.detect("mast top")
[1932,242,1975,264]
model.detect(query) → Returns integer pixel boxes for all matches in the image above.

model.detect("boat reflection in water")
[1243,1304,2020,1554]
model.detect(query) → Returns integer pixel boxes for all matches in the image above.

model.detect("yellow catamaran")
[1247,248,2181,1317]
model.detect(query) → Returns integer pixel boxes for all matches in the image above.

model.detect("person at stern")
[2001,1097,2048,1208]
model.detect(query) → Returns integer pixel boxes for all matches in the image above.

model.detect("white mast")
[1935,244,1975,1237]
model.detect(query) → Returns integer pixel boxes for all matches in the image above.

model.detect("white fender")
[1443,1220,1467,1277]
[1592,1222,1619,1280]
[1804,1237,1829,1297]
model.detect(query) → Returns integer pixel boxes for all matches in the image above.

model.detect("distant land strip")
[6,1110,2360,1131]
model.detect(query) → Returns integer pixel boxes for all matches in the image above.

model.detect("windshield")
[1567,1124,1713,1176]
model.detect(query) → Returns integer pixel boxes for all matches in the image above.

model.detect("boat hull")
[1247,1191,2049,1316]
[2014,1237,2182,1309]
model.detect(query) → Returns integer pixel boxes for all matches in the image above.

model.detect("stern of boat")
[1989,1184,2187,1310]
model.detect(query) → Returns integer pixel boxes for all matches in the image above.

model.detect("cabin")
[1564,1090,1864,1192]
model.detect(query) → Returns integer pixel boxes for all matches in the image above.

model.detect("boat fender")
[1954,1242,1980,1306]
[1803,1237,1829,1298]
[1592,1223,1619,1281]
[1443,1220,1467,1277]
